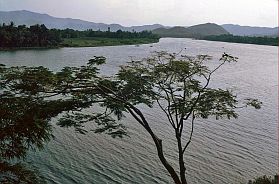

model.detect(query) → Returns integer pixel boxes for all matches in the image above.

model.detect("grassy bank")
[61,37,160,47]
[0,37,159,51]
[200,34,278,46]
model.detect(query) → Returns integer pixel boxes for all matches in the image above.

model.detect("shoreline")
[198,38,278,46]
[2,37,276,51]
[0,46,60,51]
[0,38,160,51]
[60,37,159,47]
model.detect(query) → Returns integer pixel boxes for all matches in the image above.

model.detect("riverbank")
[0,46,60,51]
[60,37,160,47]
[0,23,160,51]
[199,35,278,46]
[0,37,160,51]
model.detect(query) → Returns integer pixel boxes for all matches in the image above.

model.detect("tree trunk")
[145,125,182,184]
[176,132,187,184]
[127,106,182,184]
[155,139,182,184]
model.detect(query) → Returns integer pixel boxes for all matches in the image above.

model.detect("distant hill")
[1,10,277,38]
[221,24,278,37]
[152,23,229,38]
[0,10,164,32]
[152,26,189,38]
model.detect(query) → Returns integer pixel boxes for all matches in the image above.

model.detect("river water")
[0,38,277,184]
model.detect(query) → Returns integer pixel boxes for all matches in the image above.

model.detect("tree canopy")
[0,23,159,48]
[0,23,62,48]
[61,28,159,39]
[0,51,261,183]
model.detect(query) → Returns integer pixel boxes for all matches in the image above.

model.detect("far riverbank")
[0,37,160,51]
[61,37,159,47]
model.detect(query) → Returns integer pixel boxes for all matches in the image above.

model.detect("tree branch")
[182,112,195,154]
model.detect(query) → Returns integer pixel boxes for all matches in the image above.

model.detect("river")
[0,38,277,184]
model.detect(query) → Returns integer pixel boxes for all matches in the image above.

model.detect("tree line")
[0,22,62,48]
[202,34,278,46]
[0,22,160,48]
[61,28,159,39]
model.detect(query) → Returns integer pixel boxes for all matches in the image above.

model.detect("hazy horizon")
[0,0,277,27]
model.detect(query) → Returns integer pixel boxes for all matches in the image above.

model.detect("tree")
[0,51,261,183]
[248,175,278,184]
[0,162,46,184]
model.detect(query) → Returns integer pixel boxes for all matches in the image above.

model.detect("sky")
[0,0,278,27]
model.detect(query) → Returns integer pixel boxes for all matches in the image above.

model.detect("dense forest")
[60,28,159,39]
[0,22,61,48]
[202,34,278,46]
[0,22,160,48]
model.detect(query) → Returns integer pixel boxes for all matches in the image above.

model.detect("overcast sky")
[0,0,277,27]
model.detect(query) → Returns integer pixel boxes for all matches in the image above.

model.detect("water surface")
[0,38,277,184]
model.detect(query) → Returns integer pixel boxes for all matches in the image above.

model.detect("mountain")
[152,26,189,38]
[152,23,229,38]
[0,10,164,32]
[2,10,276,37]
[221,24,278,36]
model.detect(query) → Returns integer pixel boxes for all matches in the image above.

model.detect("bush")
[248,175,278,184]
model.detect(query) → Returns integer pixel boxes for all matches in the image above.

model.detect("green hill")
[0,10,164,32]
[152,23,229,38]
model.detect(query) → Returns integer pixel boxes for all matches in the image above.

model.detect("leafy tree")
[0,24,62,48]
[248,175,278,184]
[0,162,46,184]
[0,52,261,183]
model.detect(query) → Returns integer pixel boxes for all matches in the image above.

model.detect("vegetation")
[0,22,61,48]
[248,175,278,184]
[58,28,160,47]
[0,22,160,49]
[201,34,278,46]
[61,37,158,47]
[0,162,46,184]
[60,28,159,39]
[0,51,261,183]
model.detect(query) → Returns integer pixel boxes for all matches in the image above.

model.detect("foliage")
[0,22,61,48]
[0,22,159,49]
[202,34,278,46]
[248,175,278,184]
[61,37,159,47]
[60,28,159,39]
[0,161,46,184]
[0,51,261,184]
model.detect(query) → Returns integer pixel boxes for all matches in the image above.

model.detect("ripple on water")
[1,38,277,183]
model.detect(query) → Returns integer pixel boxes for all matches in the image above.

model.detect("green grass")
[61,37,159,47]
